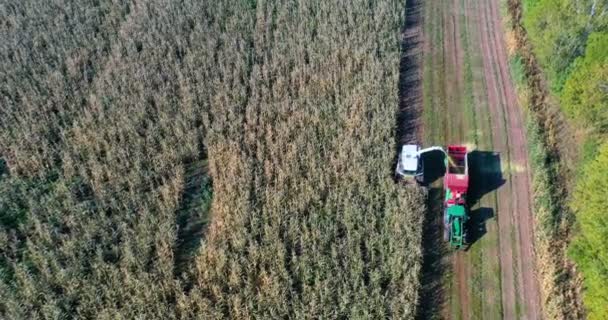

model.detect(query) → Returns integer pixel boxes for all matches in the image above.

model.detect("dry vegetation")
[0,0,426,318]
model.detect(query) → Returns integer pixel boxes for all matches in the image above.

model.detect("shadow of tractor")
[465,207,494,250]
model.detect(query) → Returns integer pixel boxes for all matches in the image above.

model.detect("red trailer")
[445,145,469,204]
[444,145,469,248]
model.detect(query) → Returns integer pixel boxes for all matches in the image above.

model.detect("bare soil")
[484,0,541,318]
[396,0,424,147]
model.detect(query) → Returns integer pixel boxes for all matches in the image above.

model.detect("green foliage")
[523,0,608,92]
[569,142,608,320]
[509,54,527,88]
[561,32,608,133]
[0,0,424,318]
[523,3,608,316]
[581,136,601,166]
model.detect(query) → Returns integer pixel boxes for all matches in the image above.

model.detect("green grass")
[459,1,484,317]
[508,54,527,88]
[508,55,562,234]
[465,0,502,317]
[469,243,484,317]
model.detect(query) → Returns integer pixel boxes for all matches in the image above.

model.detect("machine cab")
[396,144,423,181]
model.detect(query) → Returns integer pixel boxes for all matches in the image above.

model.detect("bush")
[523,0,608,92]
[569,142,608,320]
[561,32,608,133]
[522,2,608,317]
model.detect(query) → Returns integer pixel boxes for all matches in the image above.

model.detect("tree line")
[523,1,608,318]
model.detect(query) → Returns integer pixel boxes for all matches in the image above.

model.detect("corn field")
[0,0,426,318]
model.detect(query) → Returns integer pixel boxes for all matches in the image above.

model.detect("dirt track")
[413,0,542,318]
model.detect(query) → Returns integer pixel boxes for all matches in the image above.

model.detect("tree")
[561,32,608,133]
[569,142,608,320]
[524,0,608,92]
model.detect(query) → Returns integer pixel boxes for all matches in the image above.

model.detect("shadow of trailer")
[465,150,504,249]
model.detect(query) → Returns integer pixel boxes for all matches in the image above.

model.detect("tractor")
[443,145,469,249]
[396,144,470,249]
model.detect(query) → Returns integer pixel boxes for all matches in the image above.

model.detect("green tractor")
[444,193,467,248]
[443,145,469,249]
[395,144,470,249]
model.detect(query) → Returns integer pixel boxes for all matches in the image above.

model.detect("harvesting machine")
[443,145,469,249]
[395,144,445,183]
[396,143,470,249]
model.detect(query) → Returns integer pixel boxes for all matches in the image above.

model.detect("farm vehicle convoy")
[396,144,470,249]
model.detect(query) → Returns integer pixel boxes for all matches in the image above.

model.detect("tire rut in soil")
[476,1,517,318]
[443,0,471,317]
[487,0,542,317]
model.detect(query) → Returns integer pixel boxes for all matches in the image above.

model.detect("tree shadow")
[0,157,8,177]
[173,159,212,278]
